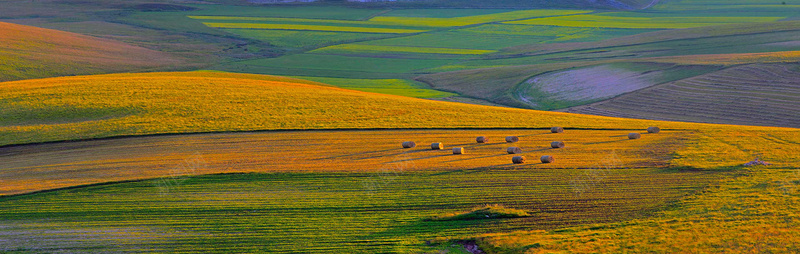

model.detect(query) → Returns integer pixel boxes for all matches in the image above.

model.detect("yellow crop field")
[506,14,784,29]
[202,22,427,33]
[310,44,497,55]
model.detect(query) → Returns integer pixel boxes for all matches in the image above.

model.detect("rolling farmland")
[563,64,800,128]
[3,0,800,253]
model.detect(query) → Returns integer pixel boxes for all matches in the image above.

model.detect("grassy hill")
[0,71,695,147]
[0,22,187,81]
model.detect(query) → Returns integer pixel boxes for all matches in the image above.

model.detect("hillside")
[0,22,186,82]
[0,71,703,147]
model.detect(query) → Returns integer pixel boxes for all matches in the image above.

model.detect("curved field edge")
[0,71,768,147]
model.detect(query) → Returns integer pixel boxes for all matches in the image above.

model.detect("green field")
[290,76,457,98]
[219,29,389,49]
[0,166,725,253]
[218,54,455,74]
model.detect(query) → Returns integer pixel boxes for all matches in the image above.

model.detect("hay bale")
[551,127,564,133]
[507,147,522,154]
[453,147,465,154]
[628,133,641,139]
[505,136,519,143]
[551,141,565,149]
[540,155,554,163]
[512,156,526,164]
[476,136,489,143]
[647,127,661,133]
[402,141,416,148]
[431,142,444,150]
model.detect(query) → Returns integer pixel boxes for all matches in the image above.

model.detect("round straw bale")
[402,141,416,148]
[628,133,641,139]
[431,142,443,150]
[551,127,564,133]
[512,156,526,164]
[540,155,554,163]
[476,136,489,143]
[507,147,522,154]
[505,136,519,143]
[647,127,661,133]
[453,147,465,155]
[551,141,565,149]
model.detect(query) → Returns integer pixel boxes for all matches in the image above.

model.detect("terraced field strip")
[506,13,784,29]
[563,64,800,128]
[0,129,684,196]
[310,44,497,55]
[202,22,427,34]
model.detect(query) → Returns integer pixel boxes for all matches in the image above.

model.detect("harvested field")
[563,64,800,128]
[0,129,686,196]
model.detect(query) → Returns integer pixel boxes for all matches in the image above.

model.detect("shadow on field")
[519,132,555,137]
[448,142,507,148]
[585,139,628,145]
[388,154,450,163]
[356,148,436,160]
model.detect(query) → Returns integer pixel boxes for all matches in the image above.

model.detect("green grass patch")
[427,204,530,221]
[291,76,457,98]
